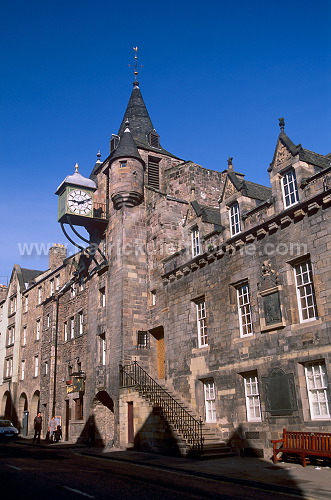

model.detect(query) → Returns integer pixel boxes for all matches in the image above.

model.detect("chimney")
[49,244,67,270]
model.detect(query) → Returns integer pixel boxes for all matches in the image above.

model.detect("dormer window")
[110,134,120,152]
[120,161,127,168]
[281,168,299,208]
[191,227,200,257]
[148,131,160,148]
[229,202,241,236]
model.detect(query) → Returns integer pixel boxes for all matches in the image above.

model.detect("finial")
[97,151,101,159]
[129,46,143,86]
[227,157,233,170]
[74,163,79,173]
[278,117,285,132]
[124,118,130,132]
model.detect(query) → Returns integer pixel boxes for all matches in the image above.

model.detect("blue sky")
[0,0,330,282]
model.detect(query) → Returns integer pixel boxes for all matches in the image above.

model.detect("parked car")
[0,419,19,439]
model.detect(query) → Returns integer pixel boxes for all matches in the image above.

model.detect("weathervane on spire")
[129,46,143,86]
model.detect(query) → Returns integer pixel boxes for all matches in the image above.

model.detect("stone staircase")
[157,382,235,459]
[120,362,235,459]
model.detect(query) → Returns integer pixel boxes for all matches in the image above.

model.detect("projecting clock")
[67,189,93,216]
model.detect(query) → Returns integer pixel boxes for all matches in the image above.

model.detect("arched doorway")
[92,391,115,448]
[19,393,28,436]
[30,391,40,435]
[1,391,13,419]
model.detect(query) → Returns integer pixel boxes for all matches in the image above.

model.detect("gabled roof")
[270,130,330,171]
[9,265,44,293]
[220,169,271,203]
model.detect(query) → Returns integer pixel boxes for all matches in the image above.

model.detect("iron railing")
[120,361,203,455]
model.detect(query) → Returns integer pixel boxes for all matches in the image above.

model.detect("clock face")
[67,189,93,216]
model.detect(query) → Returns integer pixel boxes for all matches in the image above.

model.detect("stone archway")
[30,391,40,434]
[92,391,115,448]
[18,393,28,435]
[1,391,12,419]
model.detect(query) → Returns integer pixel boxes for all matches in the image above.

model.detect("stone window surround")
[298,359,331,422]
[191,225,201,258]
[203,379,217,423]
[242,371,262,422]
[287,253,318,324]
[4,356,13,378]
[7,325,15,346]
[279,166,300,209]
[228,201,241,237]
[193,296,208,348]
[234,281,253,338]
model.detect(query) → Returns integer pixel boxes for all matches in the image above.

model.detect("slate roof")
[21,268,43,287]
[12,265,44,292]
[242,180,272,201]
[301,148,330,169]
[191,201,222,226]
[110,124,143,164]
[90,82,181,179]
[117,83,179,158]
[226,171,271,201]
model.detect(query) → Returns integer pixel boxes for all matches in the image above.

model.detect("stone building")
[0,79,330,458]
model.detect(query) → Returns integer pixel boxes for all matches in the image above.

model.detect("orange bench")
[271,428,331,467]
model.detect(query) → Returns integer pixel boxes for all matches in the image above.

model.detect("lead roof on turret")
[56,164,97,194]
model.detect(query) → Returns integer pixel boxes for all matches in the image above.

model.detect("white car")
[0,419,19,439]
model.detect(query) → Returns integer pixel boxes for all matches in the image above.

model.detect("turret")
[109,120,145,209]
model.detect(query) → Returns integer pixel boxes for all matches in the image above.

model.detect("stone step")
[136,381,229,458]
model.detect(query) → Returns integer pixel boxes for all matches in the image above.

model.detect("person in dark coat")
[32,412,42,443]
[54,425,62,443]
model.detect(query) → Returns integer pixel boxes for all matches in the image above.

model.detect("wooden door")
[157,334,165,379]
[128,402,134,443]
[65,400,69,442]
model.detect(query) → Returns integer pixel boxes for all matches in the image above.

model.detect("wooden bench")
[271,428,331,467]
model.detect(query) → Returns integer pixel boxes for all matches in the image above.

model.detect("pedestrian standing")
[48,416,57,442]
[32,412,42,444]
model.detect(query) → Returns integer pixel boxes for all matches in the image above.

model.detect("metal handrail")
[120,361,203,454]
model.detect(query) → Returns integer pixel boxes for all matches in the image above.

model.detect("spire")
[117,83,155,147]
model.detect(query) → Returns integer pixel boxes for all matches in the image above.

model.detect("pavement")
[16,439,331,499]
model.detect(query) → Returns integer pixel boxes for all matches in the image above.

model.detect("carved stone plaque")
[263,292,282,325]
[263,368,298,416]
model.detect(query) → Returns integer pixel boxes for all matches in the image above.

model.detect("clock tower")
[56,163,101,228]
